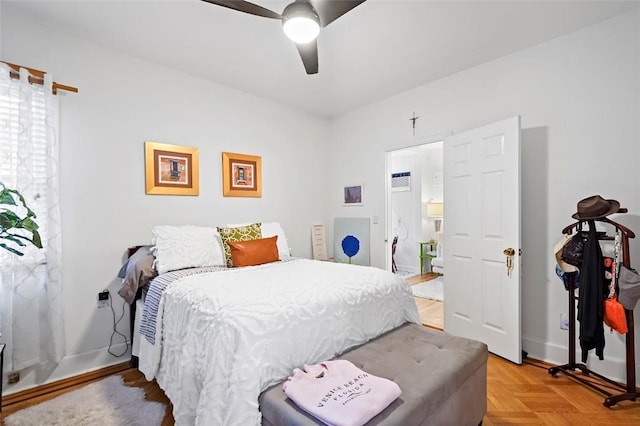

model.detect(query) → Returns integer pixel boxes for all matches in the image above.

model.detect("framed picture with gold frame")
[145,141,199,196]
[222,152,262,197]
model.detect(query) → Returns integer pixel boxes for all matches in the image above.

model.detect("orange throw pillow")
[228,236,279,267]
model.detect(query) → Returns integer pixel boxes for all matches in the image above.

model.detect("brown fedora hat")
[571,195,620,220]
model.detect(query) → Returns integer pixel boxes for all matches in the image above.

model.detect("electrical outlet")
[8,372,20,384]
[560,313,569,330]
[97,290,110,308]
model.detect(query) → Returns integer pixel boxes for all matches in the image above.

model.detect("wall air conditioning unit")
[391,172,411,192]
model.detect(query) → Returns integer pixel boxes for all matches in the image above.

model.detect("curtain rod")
[2,61,78,95]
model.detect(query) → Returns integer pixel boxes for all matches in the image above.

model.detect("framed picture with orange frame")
[144,141,199,196]
[222,152,262,197]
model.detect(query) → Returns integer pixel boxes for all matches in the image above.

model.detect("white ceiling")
[6,0,639,117]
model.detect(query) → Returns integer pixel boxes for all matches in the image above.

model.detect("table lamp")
[426,202,444,232]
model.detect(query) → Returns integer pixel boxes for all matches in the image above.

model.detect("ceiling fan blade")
[201,0,282,20]
[309,0,366,27]
[295,40,319,74]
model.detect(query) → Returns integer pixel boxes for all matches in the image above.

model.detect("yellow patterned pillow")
[217,222,262,267]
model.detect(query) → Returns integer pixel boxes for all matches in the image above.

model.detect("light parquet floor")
[485,356,640,425]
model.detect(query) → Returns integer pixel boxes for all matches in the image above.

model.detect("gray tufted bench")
[259,323,488,426]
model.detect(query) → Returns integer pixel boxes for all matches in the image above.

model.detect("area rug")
[394,269,414,277]
[411,276,444,301]
[3,375,166,426]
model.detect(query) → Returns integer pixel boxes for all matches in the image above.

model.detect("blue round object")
[341,235,360,259]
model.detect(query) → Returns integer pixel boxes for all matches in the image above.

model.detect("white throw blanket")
[139,259,419,425]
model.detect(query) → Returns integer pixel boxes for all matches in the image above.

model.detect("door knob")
[503,248,515,277]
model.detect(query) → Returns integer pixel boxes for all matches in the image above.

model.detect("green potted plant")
[0,181,42,256]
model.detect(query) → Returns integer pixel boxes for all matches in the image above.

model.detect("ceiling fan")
[201,0,367,74]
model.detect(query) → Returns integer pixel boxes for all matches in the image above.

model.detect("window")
[0,74,49,264]
[0,65,64,372]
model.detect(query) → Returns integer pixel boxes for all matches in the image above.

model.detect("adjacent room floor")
[406,273,443,330]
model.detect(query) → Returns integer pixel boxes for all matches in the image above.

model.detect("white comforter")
[139,258,419,425]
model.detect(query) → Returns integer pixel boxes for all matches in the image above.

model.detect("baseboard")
[1,341,131,397]
[2,361,129,409]
[522,335,631,385]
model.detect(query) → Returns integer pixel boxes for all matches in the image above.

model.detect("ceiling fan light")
[283,16,320,44]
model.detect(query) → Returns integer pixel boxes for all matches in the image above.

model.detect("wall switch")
[372,215,379,224]
[97,290,110,308]
[560,313,569,330]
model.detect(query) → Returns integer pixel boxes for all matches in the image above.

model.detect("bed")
[118,223,420,426]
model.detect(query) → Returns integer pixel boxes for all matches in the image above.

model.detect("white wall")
[327,10,640,383]
[390,151,421,273]
[2,6,329,393]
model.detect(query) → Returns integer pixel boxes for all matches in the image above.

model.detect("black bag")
[562,231,584,267]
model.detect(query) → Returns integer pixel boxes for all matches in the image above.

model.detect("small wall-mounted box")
[97,290,110,308]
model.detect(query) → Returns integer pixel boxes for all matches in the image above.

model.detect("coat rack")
[548,209,639,407]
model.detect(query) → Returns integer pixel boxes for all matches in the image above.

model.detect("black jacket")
[577,221,606,362]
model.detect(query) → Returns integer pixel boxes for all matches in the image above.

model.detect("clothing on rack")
[549,197,637,408]
[554,234,579,273]
[577,221,606,362]
[555,265,580,291]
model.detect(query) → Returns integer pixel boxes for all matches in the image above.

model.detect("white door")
[443,116,522,364]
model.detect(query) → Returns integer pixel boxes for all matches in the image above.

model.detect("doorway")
[386,141,443,329]
[386,117,521,362]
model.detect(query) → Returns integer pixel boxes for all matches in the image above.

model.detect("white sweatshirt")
[282,359,401,426]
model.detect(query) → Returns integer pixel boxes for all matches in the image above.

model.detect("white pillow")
[152,225,225,274]
[226,222,291,259]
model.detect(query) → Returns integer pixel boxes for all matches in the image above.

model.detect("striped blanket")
[140,265,228,344]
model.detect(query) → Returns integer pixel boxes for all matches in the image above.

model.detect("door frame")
[384,134,448,273]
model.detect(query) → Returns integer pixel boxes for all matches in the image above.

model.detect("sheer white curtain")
[0,64,65,372]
